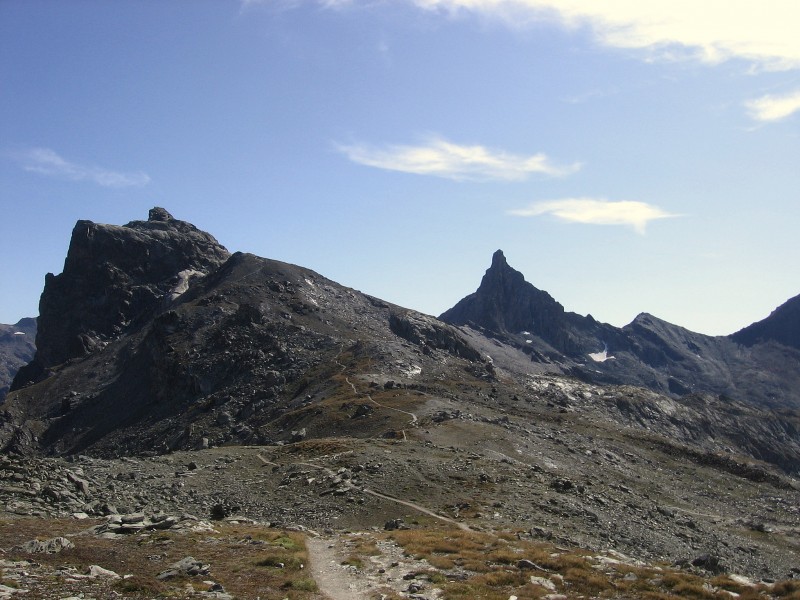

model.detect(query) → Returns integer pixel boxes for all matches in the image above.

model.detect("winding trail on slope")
[257,453,471,532]
[334,344,418,438]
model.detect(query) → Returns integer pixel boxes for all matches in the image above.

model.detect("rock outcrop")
[11,208,230,390]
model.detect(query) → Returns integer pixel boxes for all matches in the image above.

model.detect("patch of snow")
[304,278,315,287]
[588,342,615,363]
[13,331,25,335]
[402,365,422,377]
[526,339,532,344]
[520,331,531,335]
[727,574,757,588]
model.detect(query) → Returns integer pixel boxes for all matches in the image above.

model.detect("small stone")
[530,576,557,591]
[17,536,74,554]
[121,512,145,524]
[384,518,405,531]
[87,565,120,578]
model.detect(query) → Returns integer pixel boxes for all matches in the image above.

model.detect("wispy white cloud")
[15,148,151,188]
[509,197,679,234]
[410,1,800,71]
[563,86,619,105]
[336,136,580,181]
[240,0,352,10]
[745,89,800,122]
[245,1,800,71]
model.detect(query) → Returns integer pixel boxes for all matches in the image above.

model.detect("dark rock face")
[11,208,229,390]
[440,250,567,339]
[0,318,36,401]
[0,237,481,456]
[731,294,800,350]
[388,310,481,361]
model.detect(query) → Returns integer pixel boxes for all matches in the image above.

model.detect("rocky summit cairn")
[148,206,174,221]
[11,208,230,390]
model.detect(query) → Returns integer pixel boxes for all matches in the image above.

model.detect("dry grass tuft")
[0,517,318,599]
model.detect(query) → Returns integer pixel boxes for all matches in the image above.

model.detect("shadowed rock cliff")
[11,208,230,390]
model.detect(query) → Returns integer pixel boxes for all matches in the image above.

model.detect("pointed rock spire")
[440,250,569,348]
[491,249,507,268]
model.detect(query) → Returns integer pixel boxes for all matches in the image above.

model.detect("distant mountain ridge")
[0,318,36,401]
[1,210,798,465]
[439,250,800,409]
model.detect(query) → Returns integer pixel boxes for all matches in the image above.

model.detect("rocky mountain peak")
[490,248,507,267]
[0,318,36,401]
[440,250,569,347]
[11,208,230,390]
[480,249,526,290]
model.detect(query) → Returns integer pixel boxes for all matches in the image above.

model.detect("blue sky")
[1,1,799,335]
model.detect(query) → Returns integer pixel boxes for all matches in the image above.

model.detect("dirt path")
[335,345,418,438]
[306,536,372,600]
[306,534,445,600]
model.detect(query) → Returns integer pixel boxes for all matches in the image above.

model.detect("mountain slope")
[1,220,480,456]
[731,293,800,350]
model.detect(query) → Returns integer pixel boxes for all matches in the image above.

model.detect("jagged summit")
[11,208,230,390]
[490,248,506,267]
[440,250,576,352]
[441,251,800,408]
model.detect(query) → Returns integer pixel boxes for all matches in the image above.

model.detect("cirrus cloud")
[411,1,800,71]
[509,197,679,234]
[15,147,151,188]
[745,89,800,122]
[336,136,580,181]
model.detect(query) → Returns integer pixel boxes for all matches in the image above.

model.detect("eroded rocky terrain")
[0,208,798,598]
